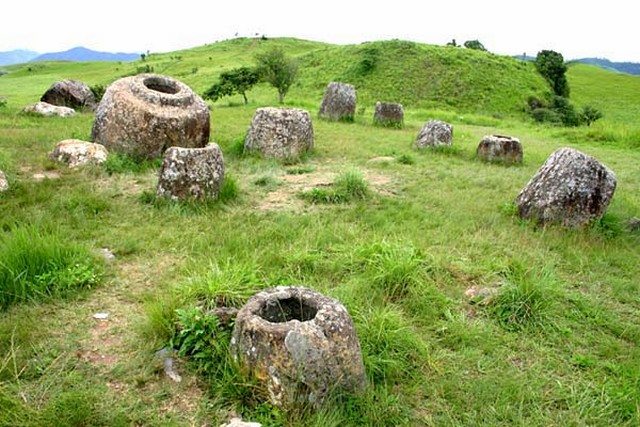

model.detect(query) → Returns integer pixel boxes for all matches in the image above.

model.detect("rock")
[23,101,75,117]
[0,170,8,192]
[32,171,60,181]
[208,306,239,328]
[41,80,96,110]
[465,286,499,306]
[373,102,404,127]
[231,286,366,407]
[516,148,617,227]
[220,418,262,427]
[97,248,116,263]
[415,120,453,148]
[49,139,108,168]
[156,144,225,201]
[627,217,640,232]
[155,348,182,383]
[319,82,356,122]
[92,74,210,159]
[367,156,396,164]
[477,135,523,164]
[244,108,314,159]
[92,312,109,320]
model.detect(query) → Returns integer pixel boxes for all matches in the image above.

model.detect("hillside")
[32,46,139,62]
[0,38,548,116]
[573,58,640,76]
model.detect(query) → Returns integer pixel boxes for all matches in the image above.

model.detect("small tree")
[446,39,458,47]
[464,40,487,51]
[535,50,570,97]
[203,67,259,105]
[581,105,603,126]
[255,48,298,103]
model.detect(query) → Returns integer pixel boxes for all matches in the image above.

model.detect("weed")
[103,153,162,174]
[396,154,415,165]
[302,170,368,204]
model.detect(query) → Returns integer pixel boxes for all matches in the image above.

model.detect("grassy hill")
[0,38,639,426]
[0,37,547,116]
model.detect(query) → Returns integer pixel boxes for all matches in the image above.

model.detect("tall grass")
[0,226,103,309]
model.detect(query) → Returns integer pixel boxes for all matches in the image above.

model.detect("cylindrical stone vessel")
[231,286,366,407]
[156,144,225,201]
[415,120,453,148]
[373,102,404,128]
[476,135,523,164]
[244,107,314,159]
[319,82,356,122]
[92,74,210,160]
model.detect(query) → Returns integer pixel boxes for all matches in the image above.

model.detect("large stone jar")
[92,74,210,159]
[231,286,366,407]
[319,82,356,122]
[244,108,314,159]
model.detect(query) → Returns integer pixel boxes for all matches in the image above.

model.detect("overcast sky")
[3,0,638,61]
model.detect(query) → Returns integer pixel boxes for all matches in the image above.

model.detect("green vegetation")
[203,66,259,104]
[0,37,638,426]
[255,47,298,103]
[535,50,570,97]
[464,40,487,51]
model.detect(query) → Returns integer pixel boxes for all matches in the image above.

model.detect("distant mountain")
[572,58,640,75]
[0,49,39,66]
[32,46,139,62]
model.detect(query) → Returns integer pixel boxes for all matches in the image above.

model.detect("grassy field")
[0,38,639,426]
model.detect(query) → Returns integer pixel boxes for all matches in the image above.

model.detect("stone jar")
[415,120,453,148]
[373,102,404,128]
[476,135,523,164]
[244,107,314,159]
[515,147,617,227]
[231,286,366,407]
[156,144,225,201]
[41,80,96,110]
[319,82,356,122]
[92,74,210,159]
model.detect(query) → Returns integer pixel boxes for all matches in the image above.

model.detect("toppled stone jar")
[373,102,404,128]
[156,144,225,201]
[319,82,356,122]
[476,135,523,164]
[231,286,366,407]
[415,120,453,148]
[92,74,210,160]
[41,80,96,110]
[516,147,616,227]
[244,107,314,159]
[49,139,109,168]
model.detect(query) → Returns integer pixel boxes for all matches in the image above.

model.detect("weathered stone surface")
[373,102,404,127]
[49,139,108,168]
[319,82,356,121]
[415,120,453,148]
[41,80,96,110]
[0,170,8,192]
[92,74,210,159]
[231,286,366,407]
[244,108,314,159]
[477,134,523,164]
[156,144,224,201]
[516,147,616,227]
[23,101,75,117]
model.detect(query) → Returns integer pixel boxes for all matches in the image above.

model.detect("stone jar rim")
[129,74,195,107]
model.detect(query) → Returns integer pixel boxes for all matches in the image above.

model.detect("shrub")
[90,84,106,102]
[531,107,561,124]
[550,95,583,126]
[0,226,103,309]
[302,170,368,204]
[357,46,380,75]
[255,48,298,103]
[464,40,487,51]
[0,97,6,108]
[581,105,603,126]
[535,50,570,97]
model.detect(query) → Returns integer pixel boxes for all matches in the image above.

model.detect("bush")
[0,226,103,309]
[357,46,380,75]
[302,170,369,204]
[0,97,6,108]
[535,50,570,97]
[550,95,582,126]
[255,48,298,103]
[464,40,487,51]
[581,105,603,126]
[531,107,561,124]
[90,84,106,102]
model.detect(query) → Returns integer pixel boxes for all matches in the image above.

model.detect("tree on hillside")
[535,50,570,97]
[255,48,298,103]
[203,66,259,104]
[581,105,603,126]
[464,40,487,51]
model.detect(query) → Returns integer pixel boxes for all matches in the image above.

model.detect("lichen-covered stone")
[41,80,96,110]
[0,170,8,192]
[23,101,75,117]
[49,139,108,168]
[319,82,356,122]
[415,120,453,148]
[373,102,404,127]
[244,108,314,159]
[220,418,262,427]
[477,135,523,164]
[156,144,224,201]
[92,74,210,160]
[231,286,366,407]
[516,147,616,227]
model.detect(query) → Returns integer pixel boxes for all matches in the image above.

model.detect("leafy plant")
[89,84,106,102]
[464,40,487,51]
[302,170,368,204]
[581,105,603,126]
[255,48,298,103]
[203,67,259,105]
[535,50,570,97]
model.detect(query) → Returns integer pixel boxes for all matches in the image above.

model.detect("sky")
[2,0,638,62]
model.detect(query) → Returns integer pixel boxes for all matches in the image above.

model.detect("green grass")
[0,37,639,426]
